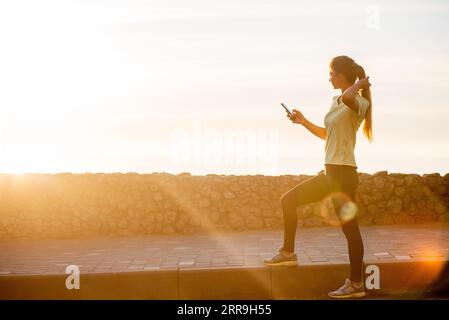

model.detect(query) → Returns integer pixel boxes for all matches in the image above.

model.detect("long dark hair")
[330,55,373,142]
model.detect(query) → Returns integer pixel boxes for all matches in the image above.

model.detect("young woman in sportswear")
[264,55,373,299]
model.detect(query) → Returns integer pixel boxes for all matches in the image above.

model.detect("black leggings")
[280,164,364,282]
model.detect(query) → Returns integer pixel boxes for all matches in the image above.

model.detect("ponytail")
[355,64,373,143]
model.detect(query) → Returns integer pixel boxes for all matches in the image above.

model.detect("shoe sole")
[328,291,366,299]
[263,260,298,267]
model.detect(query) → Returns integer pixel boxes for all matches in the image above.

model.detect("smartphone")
[281,103,293,116]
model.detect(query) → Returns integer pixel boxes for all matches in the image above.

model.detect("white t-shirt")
[324,94,370,168]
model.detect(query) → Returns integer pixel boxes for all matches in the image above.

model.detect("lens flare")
[340,200,358,222]
[318,191,359,226]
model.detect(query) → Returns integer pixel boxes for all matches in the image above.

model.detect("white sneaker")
[263,248,298,267]
[328,278,366,299]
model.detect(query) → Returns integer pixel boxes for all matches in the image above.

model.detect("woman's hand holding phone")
[287,109,306,125]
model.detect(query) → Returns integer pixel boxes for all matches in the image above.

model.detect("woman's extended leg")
[280,172,330,253]
[328,169,364,282]
[341,218,364,282]
[327,167,366,298]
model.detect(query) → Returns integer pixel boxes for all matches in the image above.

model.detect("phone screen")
[281,103,293,116]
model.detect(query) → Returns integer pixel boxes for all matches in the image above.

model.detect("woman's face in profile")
[329,69,345,89]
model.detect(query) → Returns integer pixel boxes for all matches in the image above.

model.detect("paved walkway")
[1,224,448,275]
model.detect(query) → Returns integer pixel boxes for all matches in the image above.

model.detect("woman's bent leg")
[281,173,330,253]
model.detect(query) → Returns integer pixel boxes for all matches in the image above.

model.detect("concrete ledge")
[82,270,179,300]
[178,266,271,300]
[375,259,446,290]
[0,270,179,300]
[0,274,84,300]
[271,264,350,299]
[271,259,447,299]
[1,260,447,299]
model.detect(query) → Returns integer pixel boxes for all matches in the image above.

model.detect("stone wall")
[0,171,448,240]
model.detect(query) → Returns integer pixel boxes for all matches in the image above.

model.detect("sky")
[1,0,449,175]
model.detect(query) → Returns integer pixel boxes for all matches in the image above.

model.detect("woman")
[264,55,373,299]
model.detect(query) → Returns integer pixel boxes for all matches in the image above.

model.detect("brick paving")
[0,224,448,276]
